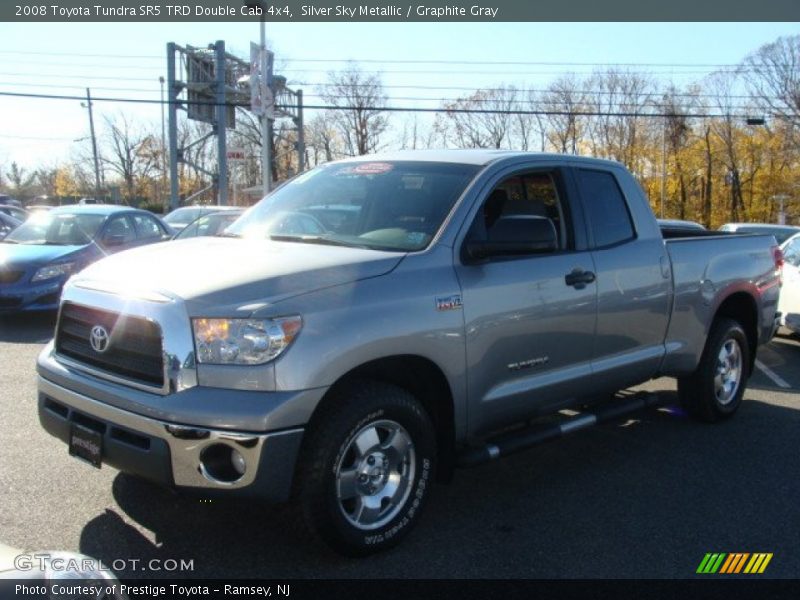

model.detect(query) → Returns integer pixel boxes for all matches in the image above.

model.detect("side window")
[132,214,166,240]
[478,170,571,251]
[102,215,135,245]
[575,169,635,248]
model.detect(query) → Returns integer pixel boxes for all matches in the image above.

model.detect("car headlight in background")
[31,262,75,282]
[192,316,302,365]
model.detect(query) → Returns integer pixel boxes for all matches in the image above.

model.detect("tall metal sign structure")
[166,40,305,210]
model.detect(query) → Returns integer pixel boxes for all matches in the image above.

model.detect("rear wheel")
[678,317,750,422]
[294,380,436,556]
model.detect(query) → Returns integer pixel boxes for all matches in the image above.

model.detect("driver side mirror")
[465,215,558,262]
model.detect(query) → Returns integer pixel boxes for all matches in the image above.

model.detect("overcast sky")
[1,21,797,170]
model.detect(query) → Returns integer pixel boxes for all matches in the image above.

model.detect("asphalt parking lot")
[1,312,798,579]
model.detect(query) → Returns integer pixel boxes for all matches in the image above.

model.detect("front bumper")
[38,376,305,501]
[0,278,64,313]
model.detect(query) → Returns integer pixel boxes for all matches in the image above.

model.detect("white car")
[779,232,800,334]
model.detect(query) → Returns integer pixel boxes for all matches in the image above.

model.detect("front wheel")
[294,381,436,555]
[678,317,750,423]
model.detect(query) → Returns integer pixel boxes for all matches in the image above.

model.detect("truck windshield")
[227,161,480,251]
[4,212,106,245]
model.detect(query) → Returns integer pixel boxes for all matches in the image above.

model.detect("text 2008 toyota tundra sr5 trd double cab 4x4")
[37,151,783,555]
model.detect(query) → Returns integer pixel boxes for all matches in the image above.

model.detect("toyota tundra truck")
[36,150,783,555]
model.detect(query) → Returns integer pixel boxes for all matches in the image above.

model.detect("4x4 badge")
[435,295,463,311]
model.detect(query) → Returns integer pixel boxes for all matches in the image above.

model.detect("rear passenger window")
[132,214,165,240]
[576,170,635,248]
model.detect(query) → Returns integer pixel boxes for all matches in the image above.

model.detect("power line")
[0,84,764,111]
[0,50,162,59]
[0,70,781,104]
[0,133,77,141]
[2,50,794,70]
[281,68,743,76]
[0,82,161,93]
[294,81,777,102]
[0,89,781,121]
[0,71,158,82]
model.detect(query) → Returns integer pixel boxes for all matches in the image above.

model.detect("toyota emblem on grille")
[89,325,110,353]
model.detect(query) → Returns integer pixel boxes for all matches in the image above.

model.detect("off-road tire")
[678,317,750,423]
[294,380,436,556]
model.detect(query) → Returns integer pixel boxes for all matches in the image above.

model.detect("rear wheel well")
[714,292,758,373]
[315,356,456,482]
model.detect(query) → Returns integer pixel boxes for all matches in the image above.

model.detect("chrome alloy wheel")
[714,338,742,405]
[334,419,416,531]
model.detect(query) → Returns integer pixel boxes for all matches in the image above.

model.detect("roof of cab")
[335,148,624,168]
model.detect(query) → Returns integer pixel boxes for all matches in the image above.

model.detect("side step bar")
[458,392,664,467]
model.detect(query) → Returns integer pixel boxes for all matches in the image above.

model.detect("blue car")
[0,205,172,313]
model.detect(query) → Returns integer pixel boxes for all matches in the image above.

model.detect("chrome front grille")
[55,302,164,388]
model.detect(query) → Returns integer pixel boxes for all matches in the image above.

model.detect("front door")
[455,167,598,435]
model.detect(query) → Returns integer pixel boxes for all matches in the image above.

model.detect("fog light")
[231,448,246,476]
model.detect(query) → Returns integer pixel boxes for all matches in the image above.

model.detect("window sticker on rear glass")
[341,162,394,176]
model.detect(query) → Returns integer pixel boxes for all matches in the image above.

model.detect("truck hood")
[71,237,404,313]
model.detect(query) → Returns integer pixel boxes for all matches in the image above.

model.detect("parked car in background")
[174,208,244,239]
[0,205,171,313]
[0,204,28,222]
[0,213,21,240]
[0,194,22,207]
[657,218,706,232]
[779,232,800,334]
[163,205,241,233]
[719,222,800,244]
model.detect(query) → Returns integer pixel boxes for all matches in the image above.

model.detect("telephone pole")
[83,88,102,202]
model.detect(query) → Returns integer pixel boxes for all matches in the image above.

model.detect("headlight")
[31,262,75,282]
[192,316,302,365]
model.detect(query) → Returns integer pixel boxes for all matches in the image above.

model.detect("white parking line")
[754,359,791,389]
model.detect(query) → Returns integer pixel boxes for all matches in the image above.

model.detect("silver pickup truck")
[37,150,783,555]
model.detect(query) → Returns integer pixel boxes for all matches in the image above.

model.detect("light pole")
[159,76,167,211]
[773,194,789,225]
[244,0,271,197]
[81,88,102,203]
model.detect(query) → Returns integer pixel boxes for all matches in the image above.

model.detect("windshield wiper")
[269,234,366,249]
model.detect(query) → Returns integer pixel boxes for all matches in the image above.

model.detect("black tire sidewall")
[304,385,436,555]
[701,320,750,419]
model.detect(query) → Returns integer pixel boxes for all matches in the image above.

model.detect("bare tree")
[320,64,389,156]
[706,71,747,221]
[439,85,518,149]
[100,113,159,203]
[541,75,588,154]
[741,35,800,126]
[5,162,36,200]
[661,86,699,219]
[586,69,655,174]
[511,89,547,151]
[305,112,344,166]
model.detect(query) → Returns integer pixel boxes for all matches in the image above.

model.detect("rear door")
[455,164,598,435]
[99,214,137,253]
[131,213,170,246]
[572,167,671,391]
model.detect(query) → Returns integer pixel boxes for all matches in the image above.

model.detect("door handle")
[565,269,596,288]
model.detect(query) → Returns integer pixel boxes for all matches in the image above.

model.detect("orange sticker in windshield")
[346,162,394,175]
